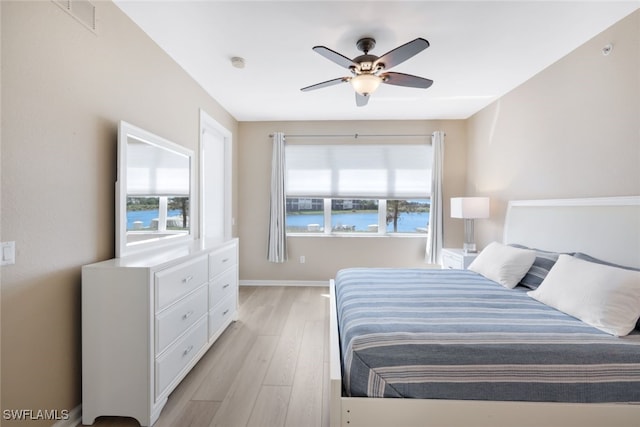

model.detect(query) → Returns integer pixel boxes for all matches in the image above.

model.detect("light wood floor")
[88,286,330,427]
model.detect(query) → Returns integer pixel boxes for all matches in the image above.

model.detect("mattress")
[335,268,640,403]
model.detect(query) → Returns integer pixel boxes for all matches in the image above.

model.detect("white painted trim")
[51,404,81,427]
[240,279,329,287]
[199,109,233,241]
[507,195,640,208]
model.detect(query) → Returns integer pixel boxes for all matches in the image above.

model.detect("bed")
[329,196,640,427]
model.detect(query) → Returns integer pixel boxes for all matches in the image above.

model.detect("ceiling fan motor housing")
[356,37,376,54]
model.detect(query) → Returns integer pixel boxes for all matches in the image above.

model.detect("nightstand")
[441,248,478,269]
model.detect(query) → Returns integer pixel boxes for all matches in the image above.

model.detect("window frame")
[285,197,430,237]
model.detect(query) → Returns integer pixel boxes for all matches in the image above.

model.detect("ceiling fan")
[301,37,433,107]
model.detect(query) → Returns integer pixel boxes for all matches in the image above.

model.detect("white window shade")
[286,144,432,199]
[126,139,190,196]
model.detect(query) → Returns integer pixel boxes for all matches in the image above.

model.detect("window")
[285,143,432,236]
[285,198,324,233]
[285,198,429,235]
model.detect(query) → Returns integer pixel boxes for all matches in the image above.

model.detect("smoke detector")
[231,57,245,69]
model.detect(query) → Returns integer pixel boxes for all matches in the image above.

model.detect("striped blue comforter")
[335,268,640,403]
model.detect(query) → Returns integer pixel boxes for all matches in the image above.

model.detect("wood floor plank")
[246,385,292,427]
[262,299,311,386]
[241,286,287,336]
[322,362,330,427]
[191,322,258,401]
[238,285,257,306]
[170,401,221,427]
[284,320,326,427]
[258,286,307,336]
[208,335,278,427]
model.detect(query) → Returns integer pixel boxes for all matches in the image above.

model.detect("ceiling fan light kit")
[351,74,382,96]
[301,37,433,106]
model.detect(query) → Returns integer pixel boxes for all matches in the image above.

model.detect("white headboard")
[503,196,640,268]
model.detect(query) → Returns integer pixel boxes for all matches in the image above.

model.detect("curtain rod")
[268,132,440,138]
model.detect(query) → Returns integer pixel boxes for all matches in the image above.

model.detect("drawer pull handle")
[183,345,194,356]
[222,309,229,316]
[182,310,194,320]
[222,283,230,289]
[182,275,193,284]
[221,258,230,263]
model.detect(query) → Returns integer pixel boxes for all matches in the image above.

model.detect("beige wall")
[1,1,237,424]
[237,120,467,281]
[467,10,640,249]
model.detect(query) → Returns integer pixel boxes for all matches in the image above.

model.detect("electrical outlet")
[299,255,306,264]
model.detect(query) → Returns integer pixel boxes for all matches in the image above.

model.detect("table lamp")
[450,197,490,253]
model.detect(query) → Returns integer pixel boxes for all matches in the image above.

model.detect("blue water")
[129,210,428,232]
[127,209,184,229]
[287,211,429,232]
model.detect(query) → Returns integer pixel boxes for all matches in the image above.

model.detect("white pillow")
[468,242,536,288]
[528,254,640,336]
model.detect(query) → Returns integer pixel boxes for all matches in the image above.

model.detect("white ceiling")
[114,1,639,122]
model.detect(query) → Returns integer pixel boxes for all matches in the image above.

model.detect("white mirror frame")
[116,121,195,258]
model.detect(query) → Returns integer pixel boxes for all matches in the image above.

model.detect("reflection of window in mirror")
[126,196,189,232]
[125,136,191,247]
[116,121,194,257]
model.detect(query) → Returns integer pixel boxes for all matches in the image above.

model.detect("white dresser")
[81,238,238,426]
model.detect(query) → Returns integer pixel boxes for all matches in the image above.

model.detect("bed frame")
[329,196,640,427]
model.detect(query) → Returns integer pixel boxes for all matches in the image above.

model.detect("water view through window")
[286,198,430,234]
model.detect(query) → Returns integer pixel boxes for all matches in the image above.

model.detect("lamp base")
[463,219,477,254]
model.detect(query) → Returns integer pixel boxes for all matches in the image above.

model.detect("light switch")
[1,241,15,265]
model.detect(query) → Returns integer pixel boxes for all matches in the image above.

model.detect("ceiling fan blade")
[301,77,349,92]
[374,38,429,70]
[313,46,359,69]
[355,92,369,107]
[381,72,433,89]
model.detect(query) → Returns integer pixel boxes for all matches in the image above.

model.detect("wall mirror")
[116,121,195,257]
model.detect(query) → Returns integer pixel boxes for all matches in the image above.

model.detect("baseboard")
[52,404,81,427]
[240,279,329,287]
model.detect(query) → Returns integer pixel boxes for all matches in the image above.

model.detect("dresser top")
[84,238,238,269]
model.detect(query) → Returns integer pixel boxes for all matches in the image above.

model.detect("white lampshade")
[350,74,382,96]
[450,197,490,219]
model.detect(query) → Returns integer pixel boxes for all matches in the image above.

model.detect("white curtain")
[426,131,445,264]
[267,132,288,263]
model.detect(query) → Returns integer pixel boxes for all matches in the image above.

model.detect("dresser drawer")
[208,294,237,340]
[155,255,208,311]
[209,267,237,307]
[156,286,208,354]
[209,245,237,279]
[155,317,207,398]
